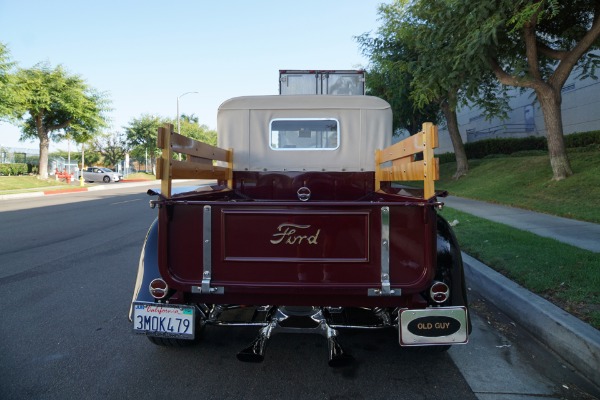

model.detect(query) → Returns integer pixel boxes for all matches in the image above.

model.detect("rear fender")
[436,214,472,333]
[128,218,160,321]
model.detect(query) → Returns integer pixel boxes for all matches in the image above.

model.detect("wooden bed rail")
[375,122,439,199]
[156,123,233,198]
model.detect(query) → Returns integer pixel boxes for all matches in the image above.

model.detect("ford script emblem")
[407,316,461,337]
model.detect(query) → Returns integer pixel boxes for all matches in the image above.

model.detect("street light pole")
[177,91,199,134]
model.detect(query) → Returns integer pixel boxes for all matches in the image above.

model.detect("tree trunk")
[536,86,573,180]
[440,100,469,179]
[38,132,50,179]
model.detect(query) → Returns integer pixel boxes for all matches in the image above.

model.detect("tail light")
[430,281,450,304]
[149,278,169,299]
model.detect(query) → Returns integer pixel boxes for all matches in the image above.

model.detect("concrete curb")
[0,191,45,200]
[462,252,600,389]
[0,180,160,201]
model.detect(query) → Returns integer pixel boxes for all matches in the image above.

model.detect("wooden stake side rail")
[375,122,439,199]
[156,123,233,198]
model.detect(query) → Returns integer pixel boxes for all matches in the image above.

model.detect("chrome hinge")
[192,284,224,295]
[368,287,401,297]
[368,206,401,297]
[192,205,224,295]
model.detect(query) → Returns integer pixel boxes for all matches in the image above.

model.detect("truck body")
[130,94,469,366]
[279,69,365,95]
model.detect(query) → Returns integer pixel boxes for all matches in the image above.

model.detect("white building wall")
[436,74,600,154]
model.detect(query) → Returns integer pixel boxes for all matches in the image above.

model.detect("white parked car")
[79,167,121,183]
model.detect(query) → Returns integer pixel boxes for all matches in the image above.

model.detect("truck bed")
[153,178,438,308]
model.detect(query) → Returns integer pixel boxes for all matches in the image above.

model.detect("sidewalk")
[443,195,600,253]
[442,195,600,392]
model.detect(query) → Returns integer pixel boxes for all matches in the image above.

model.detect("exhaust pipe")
[237,321,275,363]
[236,308,354,367]
[237,335,268,363]
[326,327,354,367]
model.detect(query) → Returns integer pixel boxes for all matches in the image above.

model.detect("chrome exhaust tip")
[237,322,274,363]
[236,336,267,363]
[327,336,354,367]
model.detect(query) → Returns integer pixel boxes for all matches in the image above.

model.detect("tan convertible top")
[217,95,392,172]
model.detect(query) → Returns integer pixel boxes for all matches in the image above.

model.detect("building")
[437,72,600,154]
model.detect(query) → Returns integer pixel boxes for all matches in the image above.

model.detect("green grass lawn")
[0,175,71,194]
[122,172,157,180]
[437,150,600,223]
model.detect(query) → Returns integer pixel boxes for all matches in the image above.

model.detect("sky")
[0,0,385,151]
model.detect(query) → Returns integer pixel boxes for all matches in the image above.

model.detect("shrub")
[437,152,457,164]
[564,130,600,148]
[462,131,600,160]
[509,150,548,157]
[465,136,547,159]
[0,163,28,176]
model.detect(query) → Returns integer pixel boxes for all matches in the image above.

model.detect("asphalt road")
[0,184,595,400]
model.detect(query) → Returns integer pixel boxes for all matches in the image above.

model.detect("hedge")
[564,130,600,148]
[438,130,600,163]
[0,163,28,176]
[464,136,547,159]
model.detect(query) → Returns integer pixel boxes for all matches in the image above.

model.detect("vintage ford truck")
[130,94,470,366]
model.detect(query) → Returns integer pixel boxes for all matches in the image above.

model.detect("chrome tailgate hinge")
[192,205,224,295]
[368,206,401,297]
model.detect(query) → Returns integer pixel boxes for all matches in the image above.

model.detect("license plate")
[133,302,195,339]
[399,307,468,346]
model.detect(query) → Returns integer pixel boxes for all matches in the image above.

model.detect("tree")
[12,63,110,179]
[125,114,163,172]
[446,0,600,180]
[0,42,17,120]
[125,114,217,173]
[167,116,217,146]
[95,132,129,169]
[358,3,472,177]
[356,34,440,136]
[360,1,510,179]
[180,113,199,124]
[410,1,512,179]
[182,121,217,146]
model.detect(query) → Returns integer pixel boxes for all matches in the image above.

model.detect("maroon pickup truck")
[129,95,470,366]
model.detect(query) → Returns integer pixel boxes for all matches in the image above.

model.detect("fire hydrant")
[55,168,71,184]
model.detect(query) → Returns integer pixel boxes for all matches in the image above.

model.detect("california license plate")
[133,302,195,339]
[399,307,468,346]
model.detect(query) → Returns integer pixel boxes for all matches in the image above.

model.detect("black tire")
[103,175,111,183]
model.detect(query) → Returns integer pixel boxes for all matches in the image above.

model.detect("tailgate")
[160,202,436,297]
